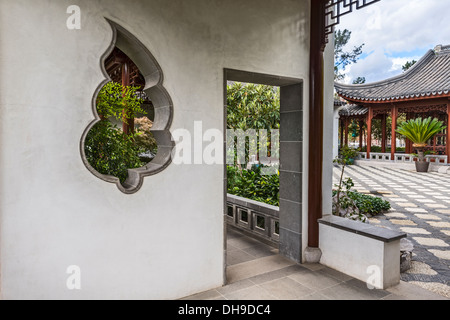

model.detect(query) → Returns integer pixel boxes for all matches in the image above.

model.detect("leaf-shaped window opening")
[84,47,158,184]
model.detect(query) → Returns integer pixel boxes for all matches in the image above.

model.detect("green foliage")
[336,145,359,166]
[96,82,145,123]
[332,189,391,216]
[333,148,390,222]
[226,83,280,206]
[85,121,144,183]
[134,117,158,158]
[227,166,279,206]
[85,82,153,183]
[348,191,391,215]
[227,82,280,131]
[402,60,417,72]
[396,117,446,146]
[334,29,364,81]
[352,76,366,84]
[227,82,280,164]
[349,120,360,138]
[361,146,405,153]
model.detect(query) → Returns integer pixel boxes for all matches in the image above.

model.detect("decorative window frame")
[80,19,174,194]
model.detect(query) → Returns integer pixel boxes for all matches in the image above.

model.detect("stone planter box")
[318,215,407,289]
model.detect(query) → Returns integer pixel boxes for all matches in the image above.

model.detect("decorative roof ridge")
[434,44,450,55]
[334,49,436,90]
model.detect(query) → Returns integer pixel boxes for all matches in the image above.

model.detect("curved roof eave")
[334,46,450,103]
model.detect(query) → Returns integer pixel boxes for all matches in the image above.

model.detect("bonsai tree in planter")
[396,117,446,172]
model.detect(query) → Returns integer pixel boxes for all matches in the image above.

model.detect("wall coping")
[318,215,407,243]
[227,194,279,218]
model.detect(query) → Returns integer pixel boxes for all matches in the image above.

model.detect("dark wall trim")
[319,215,407,243]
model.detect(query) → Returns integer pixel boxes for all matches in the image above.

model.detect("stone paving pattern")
[183,228,446,300]
[333,165,450,298]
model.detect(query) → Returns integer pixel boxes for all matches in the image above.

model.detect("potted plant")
[396,117,446,172]
[339,145,359,165]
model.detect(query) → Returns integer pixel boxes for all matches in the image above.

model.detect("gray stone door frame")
[223,69,304,269]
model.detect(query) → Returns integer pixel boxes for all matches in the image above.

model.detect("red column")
[391,105,398,160]
[447,104,450,163]
[359,120,364,150]
[307,0,326,249]
[366,107,373,159]
[381,113,387,153]
[121,61,133,135]
[405,113,412,154]
[344,118,349,147]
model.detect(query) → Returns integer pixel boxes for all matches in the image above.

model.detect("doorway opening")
[223,69,304,283]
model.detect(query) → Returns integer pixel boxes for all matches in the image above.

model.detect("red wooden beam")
[391,105,398,160]
[447,102,450,163]
[122,61,133,135]
[359,120,364,150]
[308,0,327,249]
[366,107,373,159]
[405,113,413,154]
[339,94,450,105]
[381,113,387,153]
[344,118,349,147]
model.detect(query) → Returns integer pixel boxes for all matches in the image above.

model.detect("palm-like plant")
[396,117,446,162]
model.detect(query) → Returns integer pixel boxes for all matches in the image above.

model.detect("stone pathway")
[333,165,450,299]
[182,228,446,300]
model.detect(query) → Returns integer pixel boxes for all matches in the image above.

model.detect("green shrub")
[347,191,391,215]
[85,82,154,183]
[85,121,145,183]
[227,165,279,206]
[332,189,390,216]
[360,146,405,153]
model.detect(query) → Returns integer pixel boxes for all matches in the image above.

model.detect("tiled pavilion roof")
[338,104,367,117]
[335,45,450,104]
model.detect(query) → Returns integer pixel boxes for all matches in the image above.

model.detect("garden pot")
[415,161,430,172]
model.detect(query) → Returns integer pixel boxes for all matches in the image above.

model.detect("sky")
[336,0,450,84]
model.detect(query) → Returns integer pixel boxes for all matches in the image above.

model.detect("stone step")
[226,254,296,284]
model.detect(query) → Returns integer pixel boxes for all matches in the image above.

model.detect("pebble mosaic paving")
[333,165,450,299]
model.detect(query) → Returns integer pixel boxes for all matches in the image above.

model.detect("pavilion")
[335,44,450,163]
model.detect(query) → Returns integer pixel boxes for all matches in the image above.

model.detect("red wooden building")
[335,44,450,162]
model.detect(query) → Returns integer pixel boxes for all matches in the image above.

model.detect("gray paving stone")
[288,269,342,291]
[333,165,450,299]
[223,285,277,300]
[259,277,313,300]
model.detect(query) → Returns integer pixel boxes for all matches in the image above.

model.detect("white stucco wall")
[322,34,335,216]
[332,108,341,159]
[319,223,401,289]
[0,0,310,299]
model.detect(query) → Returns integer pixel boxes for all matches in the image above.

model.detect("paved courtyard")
[183,164,450,300]
[333,164,450,299]
[183,228,446,300]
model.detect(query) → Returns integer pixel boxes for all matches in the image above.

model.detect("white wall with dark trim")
[0,0,327,299]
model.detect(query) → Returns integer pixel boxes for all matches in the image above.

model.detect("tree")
[352,77,366,84]
[227,82,280,164]
[402,60,417,72]
[85,82,155,183]
[95,81,144,127]
[334,29,365,81]
[227,82,280,131]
